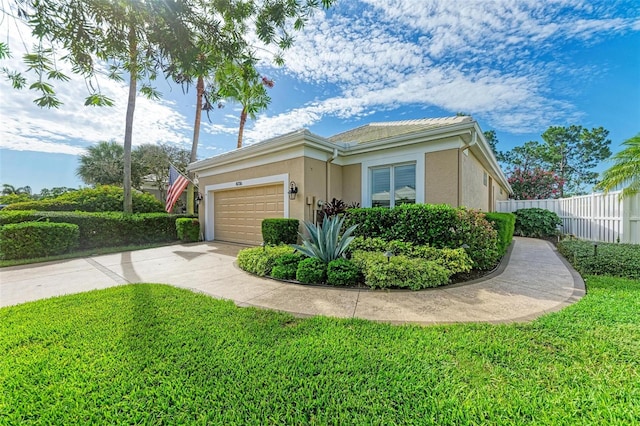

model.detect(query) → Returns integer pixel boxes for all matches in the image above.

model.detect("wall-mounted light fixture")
[288,181,298,200]
[195,192,203,203]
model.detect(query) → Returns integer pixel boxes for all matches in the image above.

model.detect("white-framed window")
[483,171,488,186]
[370,163,416,208]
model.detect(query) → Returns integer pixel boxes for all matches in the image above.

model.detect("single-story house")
[188,116,512,245]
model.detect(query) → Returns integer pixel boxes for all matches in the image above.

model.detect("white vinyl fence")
[496,191,640,244]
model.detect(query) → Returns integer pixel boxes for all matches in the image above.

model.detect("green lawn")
[1,277,639,424]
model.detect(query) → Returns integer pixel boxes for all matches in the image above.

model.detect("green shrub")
[296,257,327,284]
[3,186,164,213]
[344,204,500,270]
[348,236,389,253]
[557,240,640,280]
[0,221,79,260]
[261,218,299,245]
[485,212,515,255]
[176,218,200,242]
[327,258,361,286]
[237,245,295,277]
[514,208,561,238]
[0,210,38,225]
[270,253,303,280]
[0,211,190,250]
[351,251,449,290]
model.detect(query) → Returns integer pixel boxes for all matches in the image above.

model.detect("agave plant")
[292,215,358,263]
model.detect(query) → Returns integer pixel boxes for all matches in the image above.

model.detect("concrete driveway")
[0,237,585,325]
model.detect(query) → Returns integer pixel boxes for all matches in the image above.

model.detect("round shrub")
[262,218,299,245]
[296,257,327,284]
[237,245,295,277]
[514,208,562,238]
[327,258,361,286]
[271,253,303,280]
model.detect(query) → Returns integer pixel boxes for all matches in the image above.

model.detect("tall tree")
[77,140,145,188]
[217,59,272,148]
[8,0,195,213]
[597,134,640,199]
[540,125,611,197]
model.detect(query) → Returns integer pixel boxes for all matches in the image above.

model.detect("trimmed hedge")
[351,251,449,290]
[296,257,327,284]
[514,208,561,238]
[2,186,164,213]
[557,240,640,280]
[327,258,361,286]
[344,204,499,270]
[176,218,200,242]
[262,218,299,245]
[237,245,295,277]
[349,236,473,275]
[0,222,79,260]
[271,253,304,280]
[485,212,516,255]
[0,211,192,250]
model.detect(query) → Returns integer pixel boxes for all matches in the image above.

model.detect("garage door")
[214,184,285,245]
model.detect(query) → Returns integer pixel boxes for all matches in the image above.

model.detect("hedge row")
[557,240,640,280]
[262,218,299,245]
[2,186,164,213]
[0,211,194,250]
[344,204,500,270]
[0,222,79,260]
[485,212,515,256]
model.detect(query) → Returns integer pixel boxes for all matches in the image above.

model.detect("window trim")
[361,152,424,207]
[370,163,417,208]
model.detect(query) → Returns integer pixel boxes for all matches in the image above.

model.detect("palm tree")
[77,141,125,187]
[217,59,272,148]
[597,134,640,199]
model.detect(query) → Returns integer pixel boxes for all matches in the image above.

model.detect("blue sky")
[1,0,639,193]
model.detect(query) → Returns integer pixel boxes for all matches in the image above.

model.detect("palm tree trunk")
[123,23,137,214]
[237,108,247,149]
[187,75,205,215]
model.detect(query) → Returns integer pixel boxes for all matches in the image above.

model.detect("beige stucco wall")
[341,164,361,206]
[425,149,459,206]
[461,150,489,211]
[303,157,328,223]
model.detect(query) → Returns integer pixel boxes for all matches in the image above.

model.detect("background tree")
[134,143,190,200]
[217,59,272,148]
[539,125,611,197]
[77,140,146,188]
[483,130,506,162]
[38,187,77,199]
[597,133,640,199]
[508,167,562,200]
[2,184,31,196]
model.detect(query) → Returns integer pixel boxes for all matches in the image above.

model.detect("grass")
[0,242,178,268]
[1,276,639,424]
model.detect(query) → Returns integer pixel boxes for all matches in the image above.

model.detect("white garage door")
[213,184,285,245]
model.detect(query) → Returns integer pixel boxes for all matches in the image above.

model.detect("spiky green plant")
[292,215,358,263]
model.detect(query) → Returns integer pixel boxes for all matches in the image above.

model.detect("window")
[371,163,416,208]
[483,172,488,186]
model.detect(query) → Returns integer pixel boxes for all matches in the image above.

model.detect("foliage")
[36,186,77,200]
[326,258,361,286]
[349,236,473,276]
[558,240,640,279]
[237,245,295,277]
[271,253,304,280]
[502,125,611,197]
[134,143,190,199]
[0,211,190,250]
[2,186,164,213]
[1,279,639,424]
[78,141,129,187]
[0,221,79,260]
[262,218,299,245]
[176,218,200,242]
[292,215,358,263]
[0,193,33,205]
[596,133,640,199]
[508,167,563,200]
[484,212,516,256]
[344,204,500,270]
[514,208,562,238]
[295,257,327,284]
[1,184,32,196]
[351,251,449,290]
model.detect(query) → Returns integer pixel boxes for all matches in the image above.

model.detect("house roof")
[329,116,473,144]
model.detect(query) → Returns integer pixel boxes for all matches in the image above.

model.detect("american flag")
[165,165,190,213]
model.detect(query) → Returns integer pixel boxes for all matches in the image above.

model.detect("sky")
[1,0,639,194]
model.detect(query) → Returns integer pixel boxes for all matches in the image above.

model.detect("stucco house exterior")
[188,116,512,245]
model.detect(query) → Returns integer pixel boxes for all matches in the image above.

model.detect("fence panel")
[496,192,639,244]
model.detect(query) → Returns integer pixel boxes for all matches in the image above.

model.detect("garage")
[213,184,285,245]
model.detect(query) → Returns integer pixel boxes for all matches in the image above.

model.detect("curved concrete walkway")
[0,237,585,324]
